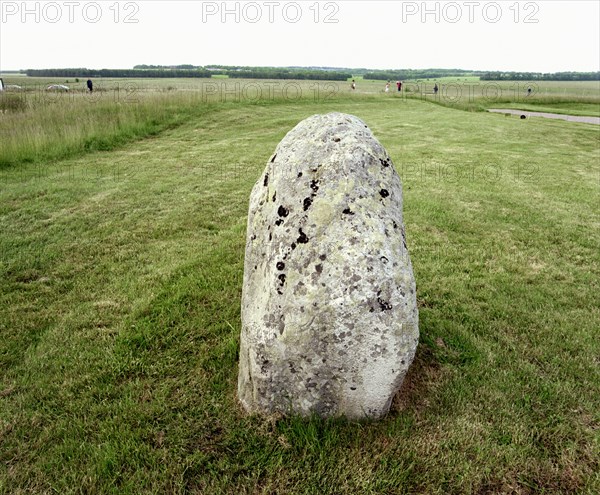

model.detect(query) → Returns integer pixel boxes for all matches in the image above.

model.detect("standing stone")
[238,112,418,419]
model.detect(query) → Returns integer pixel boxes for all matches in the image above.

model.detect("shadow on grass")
[392,341,444,417]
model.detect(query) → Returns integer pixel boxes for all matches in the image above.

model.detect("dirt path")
[488,109,600,125]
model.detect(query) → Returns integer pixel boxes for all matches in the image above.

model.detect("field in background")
[1,76,599,494]
[1,76,598,168]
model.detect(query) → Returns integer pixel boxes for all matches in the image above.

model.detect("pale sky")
[0,0,599,72]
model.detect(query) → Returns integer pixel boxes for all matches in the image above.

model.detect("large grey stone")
[238,112,418,419]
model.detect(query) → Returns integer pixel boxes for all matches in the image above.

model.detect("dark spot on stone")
[297,172,303,178]
[261,360,270,373]
[272,191,276,202]
[342,208,354,215]
[303,197,312,211]
[251,234,256,241]
[278,205,289,217]
[263,173,269,186]
[333,137,341,142]
[381,256,389,264]
[291,243,297,250]
[277,289,283,295]
[350,386,357,391]
[393,221,398,229]
[310,180,319,193]
[297,229,309,244]
[369,307,375,313]
[401,360,406,365]
[315,264,323,274]
[276,261,285,270]
[254,265,257,270]
[378,298,392,311]
[320,254,327,261]
[380,189,389,198]
[379,158,390,167]
[278,274,286,286]
[307,382,317,389]
[269,233,272,241]
[270,154,277,163]
[275,219,284,226]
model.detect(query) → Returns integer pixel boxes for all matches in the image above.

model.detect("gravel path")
[488,109,600,125]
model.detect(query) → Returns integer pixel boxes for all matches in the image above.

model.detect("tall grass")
[0,78,347,168]
[0,90,214,168]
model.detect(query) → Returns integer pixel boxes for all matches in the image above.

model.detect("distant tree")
[480,71,599,81]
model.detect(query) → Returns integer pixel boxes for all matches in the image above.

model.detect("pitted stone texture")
[238,112,418,419]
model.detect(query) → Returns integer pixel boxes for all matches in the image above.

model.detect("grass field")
[1,77,599,494]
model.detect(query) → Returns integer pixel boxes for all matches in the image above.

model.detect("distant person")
[396,81,401,92]
[351,79,356,90]
[87,79,93,92]
[527,87,532,96]
[433,83,439,94]
[385,81,390,93]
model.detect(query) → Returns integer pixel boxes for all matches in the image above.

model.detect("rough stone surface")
[238,112,418,419]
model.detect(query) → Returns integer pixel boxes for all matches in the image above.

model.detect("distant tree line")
[363,69,600,81]
[226,69,351,81]
[136,65,353,80]
[25,67,599,82]
[26,66,351,81]
[363,69,477,80]
[480,71,600,81]
[25,68,214,78]
[133,64,198,70]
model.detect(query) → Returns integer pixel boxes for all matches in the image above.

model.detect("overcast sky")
[1,0,598,72]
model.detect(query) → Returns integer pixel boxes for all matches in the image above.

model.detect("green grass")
[482,101,600,117]
[316,77,600,115]
[0,89,215,168]
[413,80,600,116]
[0,77,345,168]
[1,81,599,494]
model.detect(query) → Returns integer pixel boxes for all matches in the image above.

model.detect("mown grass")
[0,85,599,494]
